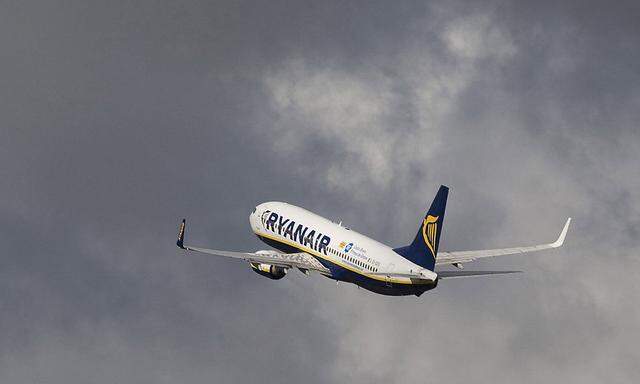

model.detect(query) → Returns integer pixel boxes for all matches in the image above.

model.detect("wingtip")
[552,217,571,248]
[177,219,186,249]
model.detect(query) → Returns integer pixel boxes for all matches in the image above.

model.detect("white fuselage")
[249,202,435,287]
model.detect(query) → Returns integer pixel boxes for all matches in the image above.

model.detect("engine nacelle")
[250,263,288,280]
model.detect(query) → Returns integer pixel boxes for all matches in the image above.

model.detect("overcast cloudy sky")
[1,1,639,383]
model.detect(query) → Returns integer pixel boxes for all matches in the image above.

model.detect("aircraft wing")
[175,219,331,275]
[436,218,571,266]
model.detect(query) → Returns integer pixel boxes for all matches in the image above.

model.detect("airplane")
[176,185,571,296]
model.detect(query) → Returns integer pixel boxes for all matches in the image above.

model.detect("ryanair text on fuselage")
[261,210,331,255]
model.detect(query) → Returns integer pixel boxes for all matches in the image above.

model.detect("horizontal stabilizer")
[437,270,522,279]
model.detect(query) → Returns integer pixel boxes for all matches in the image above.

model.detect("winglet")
[177,219,186,249]
[551,218,571,248]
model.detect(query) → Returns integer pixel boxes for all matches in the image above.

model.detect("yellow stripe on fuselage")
[254,231,422,285]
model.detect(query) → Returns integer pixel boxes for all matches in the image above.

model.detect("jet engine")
[250,263,288,280]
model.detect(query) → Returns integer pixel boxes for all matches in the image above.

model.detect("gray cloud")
[1,1,639,383]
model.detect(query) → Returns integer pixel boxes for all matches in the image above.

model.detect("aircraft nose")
[249,206,259,227]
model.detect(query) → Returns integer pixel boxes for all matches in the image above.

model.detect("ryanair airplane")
[176,186,571,296]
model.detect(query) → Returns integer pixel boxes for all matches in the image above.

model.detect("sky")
[1,0,639,383]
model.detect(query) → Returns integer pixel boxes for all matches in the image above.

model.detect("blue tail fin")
[393,185,449,271]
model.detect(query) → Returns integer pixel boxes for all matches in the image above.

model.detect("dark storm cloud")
[1,1,639,383]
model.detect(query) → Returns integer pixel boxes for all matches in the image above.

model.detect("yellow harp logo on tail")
[422,215,439,259]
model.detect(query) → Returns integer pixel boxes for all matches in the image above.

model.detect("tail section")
[393,185,449,271]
